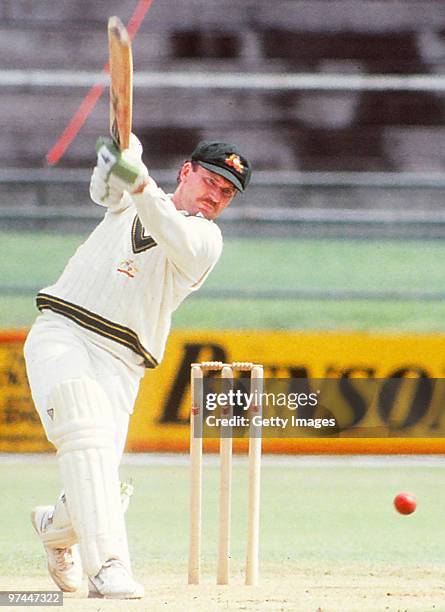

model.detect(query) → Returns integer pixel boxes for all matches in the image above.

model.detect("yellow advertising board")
[1,329,445,453]
[0,331,54,452]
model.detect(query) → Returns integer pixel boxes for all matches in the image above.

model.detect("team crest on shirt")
[117,259,138,278]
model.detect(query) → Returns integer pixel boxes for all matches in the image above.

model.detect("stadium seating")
[2,0,445,171]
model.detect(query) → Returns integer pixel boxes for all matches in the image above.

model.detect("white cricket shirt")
[37,181,223,368]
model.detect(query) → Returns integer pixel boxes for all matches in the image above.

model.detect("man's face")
[174,162,238,220]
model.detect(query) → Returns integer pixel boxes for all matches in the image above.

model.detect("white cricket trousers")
[24,311,145,460]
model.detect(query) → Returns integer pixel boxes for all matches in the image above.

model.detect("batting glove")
[89,134,149,207]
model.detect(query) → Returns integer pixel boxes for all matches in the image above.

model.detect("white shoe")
[88,559,144,599]
[31,506,82,593]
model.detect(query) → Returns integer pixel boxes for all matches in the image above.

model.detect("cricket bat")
[108,16,133,150]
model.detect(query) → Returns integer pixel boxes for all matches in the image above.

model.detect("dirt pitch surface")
[3,455,445,611]
[2,561,444,612]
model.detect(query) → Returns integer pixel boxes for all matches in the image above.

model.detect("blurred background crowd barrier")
[2,1,445,316]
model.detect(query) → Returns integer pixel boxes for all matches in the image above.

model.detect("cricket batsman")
[24,136,251,599]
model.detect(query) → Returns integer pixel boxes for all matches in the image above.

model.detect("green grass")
[1,459,444,575]
[173,298,445,331]
[204,237,445,293]
[1,232,83,290]
[2,231,445,330]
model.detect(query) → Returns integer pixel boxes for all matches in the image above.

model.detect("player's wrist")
[131,180,149,195]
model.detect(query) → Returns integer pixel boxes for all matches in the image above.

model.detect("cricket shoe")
[88,559,144,599]
[31,505,82,593]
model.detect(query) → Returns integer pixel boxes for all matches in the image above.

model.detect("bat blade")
[108,16,133,150]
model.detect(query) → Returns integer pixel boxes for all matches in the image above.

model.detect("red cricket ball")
[394,492,417,515]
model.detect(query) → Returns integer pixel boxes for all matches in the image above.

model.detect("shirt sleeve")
[131,180,223,286]
[104,191,134,214]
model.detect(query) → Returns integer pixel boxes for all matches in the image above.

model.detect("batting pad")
[50,377,130,576]
[39,492,77,549]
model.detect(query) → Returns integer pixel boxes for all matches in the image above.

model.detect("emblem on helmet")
[225,154,244,173]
